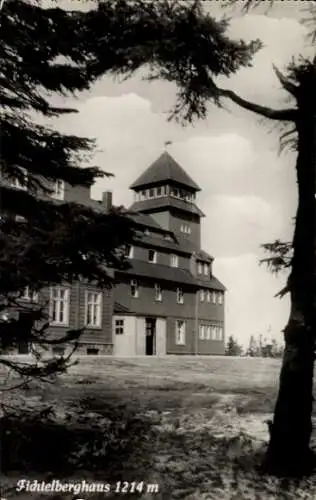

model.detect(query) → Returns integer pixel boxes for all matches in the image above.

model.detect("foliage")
[0,0,138,377]
[225,335,243,356]
[246,335,284,358]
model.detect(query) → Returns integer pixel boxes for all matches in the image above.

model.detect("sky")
[45,0,311,348]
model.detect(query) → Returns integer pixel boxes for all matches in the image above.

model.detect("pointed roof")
[130,152,201,191]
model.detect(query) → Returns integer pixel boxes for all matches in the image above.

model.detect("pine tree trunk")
[263,74,316,476]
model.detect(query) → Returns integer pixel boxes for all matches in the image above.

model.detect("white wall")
[156,318,166,355]
[113,315,137,356]
[135,317,146,355]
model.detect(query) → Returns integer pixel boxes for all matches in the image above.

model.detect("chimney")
[102,191,112,211]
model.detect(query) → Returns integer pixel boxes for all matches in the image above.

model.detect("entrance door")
[145,318,156,355]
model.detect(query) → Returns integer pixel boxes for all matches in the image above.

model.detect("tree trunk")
[263,75,316,476]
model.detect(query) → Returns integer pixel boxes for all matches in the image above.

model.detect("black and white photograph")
[1,0,316,498]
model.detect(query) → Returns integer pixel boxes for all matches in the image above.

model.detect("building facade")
[112,152,225,356]
[4,152,226,356]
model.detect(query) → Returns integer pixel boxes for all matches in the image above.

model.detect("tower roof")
[129,152,201,191]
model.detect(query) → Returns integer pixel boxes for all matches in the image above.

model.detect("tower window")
[154,283,162,302]
[176,288,184,304]
[197,262,203,274]
[130,280,139,298]
[125,245,134,259]
[148,249,157,263]
[204,263,209,276]
[170,254,179,268]
[200,289,205,302]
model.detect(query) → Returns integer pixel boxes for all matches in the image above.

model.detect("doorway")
[145,318,156,355]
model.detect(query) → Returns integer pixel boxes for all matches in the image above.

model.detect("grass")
[1,356,316,499]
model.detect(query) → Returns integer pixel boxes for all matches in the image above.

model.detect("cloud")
[218,15,309,106]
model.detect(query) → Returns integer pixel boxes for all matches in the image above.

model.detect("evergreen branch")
[218,88,297,121]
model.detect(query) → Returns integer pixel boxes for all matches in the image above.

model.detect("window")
[180,224,191,234]
[115,319,124,334]
[51,179,65,200]
[216,326,223,341]
[9,168,28,191]
[197,262,203,275]
[212,291,217,304]
[211,325,217,340]
[199,324,205,340]
[170,254,179,268]
[148,249,157,263]
[218,292,223,305]
[176,288,184,304]
[200,289,205,302]
[85,291,102,328]
[144,229,150,236]
[148,188,154,198]
[204,263,209,276]
[125,244,134,258]
[206,290,211,303]
[130,279,139,298]
[156,186,162,196]
[175,320,186,345]
[87,348,99,355]
[206,325,211,340]
[141,190,147,200]
[50,287,69,326]
[154,283,162,302]
[21,286,38,302]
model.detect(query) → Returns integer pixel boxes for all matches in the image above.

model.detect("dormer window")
[197,262,203,274]
[156,186,162,196]
[204,263,209,276]
[148,249,157,263]
[181,224,191,234]
[149,188,155,198]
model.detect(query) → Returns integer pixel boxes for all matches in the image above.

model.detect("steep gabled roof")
[130,152,201,191]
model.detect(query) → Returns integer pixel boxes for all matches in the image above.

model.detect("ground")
[1,356,316,499]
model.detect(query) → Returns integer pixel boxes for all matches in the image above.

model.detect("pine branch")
[218,88,297,121]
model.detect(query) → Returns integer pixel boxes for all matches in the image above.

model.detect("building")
[113,152,226,355]
[2,152,226,356]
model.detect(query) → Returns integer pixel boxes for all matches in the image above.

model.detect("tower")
[129,152,205,249]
